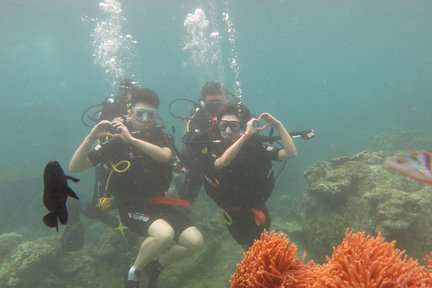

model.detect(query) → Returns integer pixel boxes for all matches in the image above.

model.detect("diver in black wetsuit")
[177,81,229,202]
[62,79,139,251]
[174,81,314,203]
[69,88,204,288]
[203,102,298,247]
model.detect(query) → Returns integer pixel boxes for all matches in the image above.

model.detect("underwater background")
[1,0,432,287]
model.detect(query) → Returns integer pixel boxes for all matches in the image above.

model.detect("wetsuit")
[203,136,280,247]
[179,107,218,202]
[88,126,193,239]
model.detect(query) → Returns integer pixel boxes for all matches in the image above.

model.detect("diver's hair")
[217,102,251,125]
[130,87,160,109]
[201,81,226,99]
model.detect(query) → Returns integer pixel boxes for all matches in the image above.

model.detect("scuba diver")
[175,81,230,202]
[203,102,297,247]
[62,79,139,252]
[169,81,315,204]
[69,87,204,288]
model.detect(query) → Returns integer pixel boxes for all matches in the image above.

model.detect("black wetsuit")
[179,107,218,201]
[203,136,280,247]
[88,126,193,239]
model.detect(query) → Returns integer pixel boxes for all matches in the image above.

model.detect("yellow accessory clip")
[104,160,131,192]
[222,209,233,225]
[99,160,131,211]
[98,197,111,211]
[185,112,198,133]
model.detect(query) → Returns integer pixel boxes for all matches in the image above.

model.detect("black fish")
[43,160,79,231]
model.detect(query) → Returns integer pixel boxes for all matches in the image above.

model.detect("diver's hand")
[112,116,125,122]
[88,120,112,141]
[245,118,263,136]
[110,121,133,143]
[258,113,282,129]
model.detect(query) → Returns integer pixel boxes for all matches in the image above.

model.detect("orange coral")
[313,229,432,288]
[424,252,432,270]
[232,230,432,288]
[230,230,317,288]
[424,252,432,281]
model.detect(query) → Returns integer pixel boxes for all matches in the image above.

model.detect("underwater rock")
[0,234,128,288]
[90,224,137,262]
[0,237,57,287]
[304,152,384,199]
[365,187,422,233]
[302,150,432,262]
[381,219,412,230]
[0,233,25,260]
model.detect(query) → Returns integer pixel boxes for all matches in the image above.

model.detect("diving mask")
[218,120,242,132]
[132,105,157,122]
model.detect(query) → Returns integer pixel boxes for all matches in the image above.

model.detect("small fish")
[43,160,79,231]
[384,151,432,185]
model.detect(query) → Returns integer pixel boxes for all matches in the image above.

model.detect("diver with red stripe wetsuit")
[203,102,297,247]
[69,87,204,288]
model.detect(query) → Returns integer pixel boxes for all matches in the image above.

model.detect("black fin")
[66,198,81,224]
[43,212,59,232]
[66,187,79,200]
[66,175,80,183]
[59,207,68,225]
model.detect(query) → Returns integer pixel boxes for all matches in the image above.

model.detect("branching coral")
[232,230,432,288]
[313,229,431,287]
[424,252,432,269]
[230,230,316,288]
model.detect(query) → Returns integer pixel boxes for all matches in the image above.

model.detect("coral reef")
[0,233,25,260]
[231,230,432,288]
[0,220,154,288]
[0,236,58,287]
[230,230,316,288]
[303,151,432,261]
[314,230,431,287]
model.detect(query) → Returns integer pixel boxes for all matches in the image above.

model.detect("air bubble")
[91,0,137,88]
